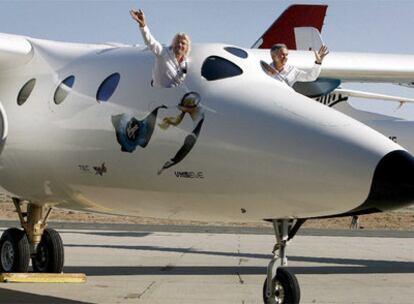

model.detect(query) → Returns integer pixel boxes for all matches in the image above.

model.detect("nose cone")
[354,150,414,214]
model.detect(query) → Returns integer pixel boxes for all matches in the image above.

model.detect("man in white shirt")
[130,9,190,88]
[269,43,329,87]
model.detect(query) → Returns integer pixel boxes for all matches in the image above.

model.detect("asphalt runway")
[0,223,413,304]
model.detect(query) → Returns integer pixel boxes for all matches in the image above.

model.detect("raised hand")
[130,9,146,28]
[314,45,329,64]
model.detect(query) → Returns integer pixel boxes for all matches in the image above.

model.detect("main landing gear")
[263,219,305,304]
[0,198,64,273]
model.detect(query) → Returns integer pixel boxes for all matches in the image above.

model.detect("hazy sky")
[1,0,414,117]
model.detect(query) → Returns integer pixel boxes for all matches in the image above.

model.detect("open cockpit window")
[17,78,36,106]
[224,47,248,59]
[96,73,120,102]
[201,56,243,81]
[54,75,75,105]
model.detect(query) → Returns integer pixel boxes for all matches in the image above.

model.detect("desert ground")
[0,194,413,230]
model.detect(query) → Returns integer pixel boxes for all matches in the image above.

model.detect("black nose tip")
[353,150,414,215]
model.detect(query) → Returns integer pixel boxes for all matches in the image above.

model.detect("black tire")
[263,267,300,304]
[0,228,30,272]
[32,228,64,273]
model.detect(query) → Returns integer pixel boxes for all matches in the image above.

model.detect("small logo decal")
[315,93,348,108]
[389,136,397,143]
[174,171,204,179]
[78,165,91,173]
[93,163,107,176]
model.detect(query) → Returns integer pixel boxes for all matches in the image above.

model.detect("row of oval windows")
[17,47,249,106]
[16,59,238,106]
[16,47,249,106]
[17,73,121,106]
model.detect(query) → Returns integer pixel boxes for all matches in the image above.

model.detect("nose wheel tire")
[263,267,300,304]
[32,228,64,273]
[0,228,30,272]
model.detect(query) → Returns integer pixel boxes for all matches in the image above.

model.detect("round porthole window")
[96,73,120,102]
[54,75,75,105]
[17,78,36,106]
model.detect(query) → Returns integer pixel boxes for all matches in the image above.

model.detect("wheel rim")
[33,243,48,272]
[272,279,285,304]
[1,240,15,271]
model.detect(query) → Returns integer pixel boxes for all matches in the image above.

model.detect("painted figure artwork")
[157,92,205,175]
[112,92,205,175]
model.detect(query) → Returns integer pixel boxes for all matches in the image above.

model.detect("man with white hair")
[130,9,191,88]
[269,43,329,87]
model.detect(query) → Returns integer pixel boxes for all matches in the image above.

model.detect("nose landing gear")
[263,219,305,304]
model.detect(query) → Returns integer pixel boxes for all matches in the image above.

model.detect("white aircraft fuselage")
[0,34,412,222]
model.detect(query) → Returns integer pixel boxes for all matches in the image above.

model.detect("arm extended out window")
[201,56,243,81]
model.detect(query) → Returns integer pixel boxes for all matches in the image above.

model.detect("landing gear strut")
[263,219,305,304]
[0,198,64,273]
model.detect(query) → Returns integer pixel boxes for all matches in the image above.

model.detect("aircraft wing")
[291,79,414,105]
[321,52,414,83]
[255,48,414,84]
[284,51,414,84]
[0,33,33,70]
[334,88,414,104]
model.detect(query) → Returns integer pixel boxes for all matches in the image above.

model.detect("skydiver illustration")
[157,92,205,175]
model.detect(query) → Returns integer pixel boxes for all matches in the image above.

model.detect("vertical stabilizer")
[252,4,327,49]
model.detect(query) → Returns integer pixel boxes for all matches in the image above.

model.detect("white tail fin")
[294,27,324,51]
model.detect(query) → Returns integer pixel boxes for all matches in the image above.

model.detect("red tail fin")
[252,4,328,49]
